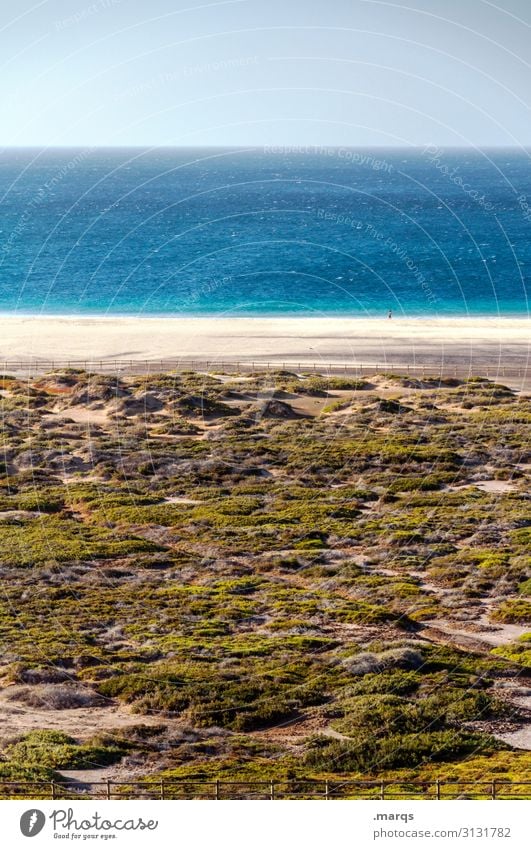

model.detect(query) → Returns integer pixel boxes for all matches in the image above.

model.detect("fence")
[0,779,530,800]
[0,359,529,381]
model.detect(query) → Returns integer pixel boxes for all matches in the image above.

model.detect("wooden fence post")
[106,779,111,800]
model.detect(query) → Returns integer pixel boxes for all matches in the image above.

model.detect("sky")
[1,0,531,147]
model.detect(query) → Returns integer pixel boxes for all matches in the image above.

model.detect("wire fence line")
[0,359,529,379]
[0,778,530,800]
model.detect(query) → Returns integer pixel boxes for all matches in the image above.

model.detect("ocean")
[0,147,529,317]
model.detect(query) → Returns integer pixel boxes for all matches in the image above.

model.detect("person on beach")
[388,309,392,319]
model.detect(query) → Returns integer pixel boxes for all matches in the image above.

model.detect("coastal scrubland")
[0,368,529,794]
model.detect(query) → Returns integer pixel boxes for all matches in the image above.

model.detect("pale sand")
[0,316,529,369]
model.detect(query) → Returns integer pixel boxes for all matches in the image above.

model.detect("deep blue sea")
[0,147,530,317]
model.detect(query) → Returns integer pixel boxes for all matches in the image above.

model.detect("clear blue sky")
[1,0,530,147]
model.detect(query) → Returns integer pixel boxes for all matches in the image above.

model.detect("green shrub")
[492,600,531,624]
[0,516,164,566]
[5,730,130,770]
[304,731,498,773]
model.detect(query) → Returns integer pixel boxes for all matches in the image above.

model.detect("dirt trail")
[418,619,531,750]
[422,618,529,650]
[0,689,173,743]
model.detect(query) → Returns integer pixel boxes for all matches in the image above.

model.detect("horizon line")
[1,144,531,151]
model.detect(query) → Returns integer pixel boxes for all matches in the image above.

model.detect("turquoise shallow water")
[0,147,529,317]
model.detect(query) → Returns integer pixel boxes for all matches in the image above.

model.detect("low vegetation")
[0,369,529,794]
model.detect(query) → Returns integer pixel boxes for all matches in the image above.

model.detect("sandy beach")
[0,316,528,370]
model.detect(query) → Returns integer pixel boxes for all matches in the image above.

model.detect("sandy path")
[0,689,169,742]
[426,618,530,649]
[45,405,110,425]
